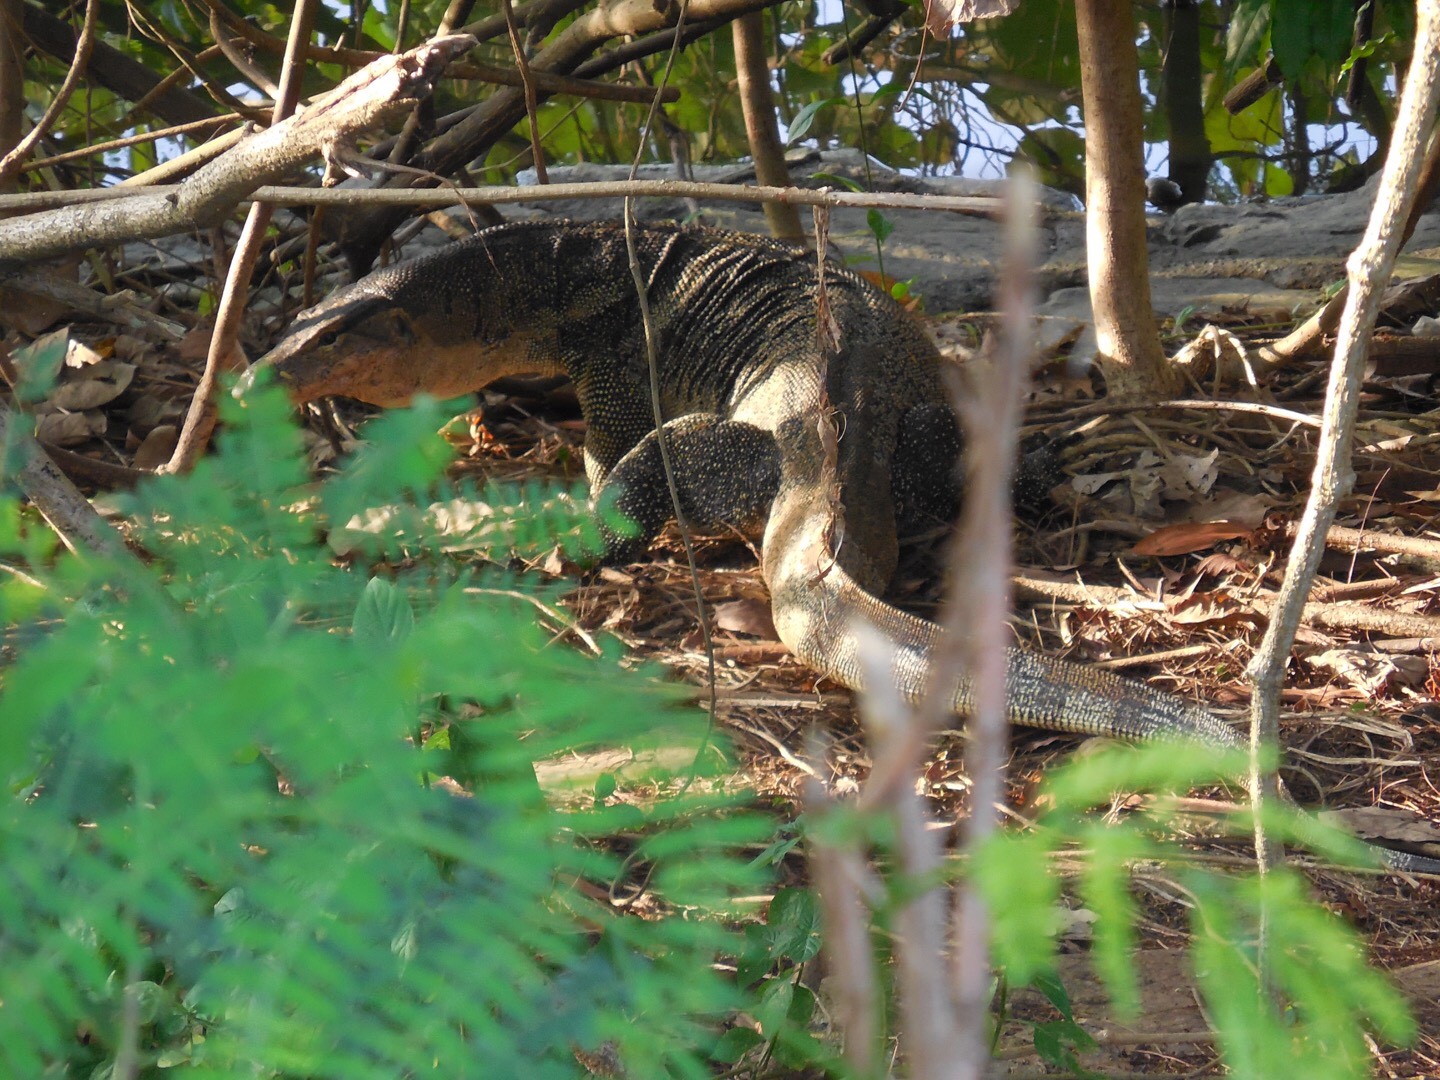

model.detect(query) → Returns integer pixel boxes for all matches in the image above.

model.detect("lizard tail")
[761,518,1440,876]
[767,552,1242,747]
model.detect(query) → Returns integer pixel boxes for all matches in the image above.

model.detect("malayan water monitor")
[247,218,1439,875]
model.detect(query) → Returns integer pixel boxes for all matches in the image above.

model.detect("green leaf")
[1031,1019,1099,1076]
[1078,825,1146,1018]
[755,976,795,1035]
[710,1026,765,1063]
[866,208,895,245]
[737,924,773,990]
[1044,741,1252,812]
[1031,969,1080,1024]
[809,171,865,194]
[0,373,768,1078]
[787,983,816,1024]
[1224,0,1272,74]
[352,576,416,647]
[1272,0,1353,73]
[762,887,822,964]
[973,830,1063,985]
[1340,30,1393,75]
[593,772,618,803]
[786,97,845,146]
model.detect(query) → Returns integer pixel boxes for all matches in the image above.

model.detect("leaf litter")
[12,254,1440,1077]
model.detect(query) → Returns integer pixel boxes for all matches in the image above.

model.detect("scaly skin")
[248,220,1440,876]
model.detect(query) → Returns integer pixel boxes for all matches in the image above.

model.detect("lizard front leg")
[593,414,781,564]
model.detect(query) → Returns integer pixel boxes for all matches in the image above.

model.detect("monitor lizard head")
[241,273,561,407]
[239,289,423,406]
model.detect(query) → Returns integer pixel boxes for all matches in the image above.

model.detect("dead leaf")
[131,425,178,471]
[538,547,568,576]
[1164,591,1247,626]
[49,360,135,411]
[178,324,213,364]
[924,0,1019,37]
[714,598,778,640]
[1057,906,1098,942]
[0,284,69,334]
[1192,551,1250,577]
[111,334,149,361]
[1306,648,1428,694]
[11,327,69,390]
[1159,448,1219,498]
[63,337,109,368]
[1183,490,1272,527]
[1132,520,1252,556]
[35,410,106,446]
[1378,272,1440,326]
[1321,806,1440,848]
[127,393,187,432]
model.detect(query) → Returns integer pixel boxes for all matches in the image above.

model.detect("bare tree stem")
[948,169,1039,1080]
[164,0,322,473]
[733,11,802,238]
[1244,0,1440,886]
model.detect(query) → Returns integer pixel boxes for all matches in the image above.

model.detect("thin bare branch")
[164,0,322,473]
[804,766,882,1077]
[504,0,549,183]
[947,168,1039,1080]
[1245,0,1440,878]
[21,113,245,174]
[0,178,1005,217]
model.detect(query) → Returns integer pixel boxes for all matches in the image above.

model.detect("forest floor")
[446,304,1440,1077]
[23,246,1440,1076]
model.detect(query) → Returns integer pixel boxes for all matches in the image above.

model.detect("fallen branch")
[1012,572,1440,643]
[0,178,1005,216]
[0,34,476,262]
[0,404,138,562]
[1259,124,1440,368]
[1293,521,1440,566]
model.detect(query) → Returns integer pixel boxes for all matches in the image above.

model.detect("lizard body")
[250,219,1438,874]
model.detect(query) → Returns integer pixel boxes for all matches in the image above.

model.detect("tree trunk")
[1075,0,1178,400]
[1162,0,1210,205]
[0,0,25,194]
[732,11,802,239]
